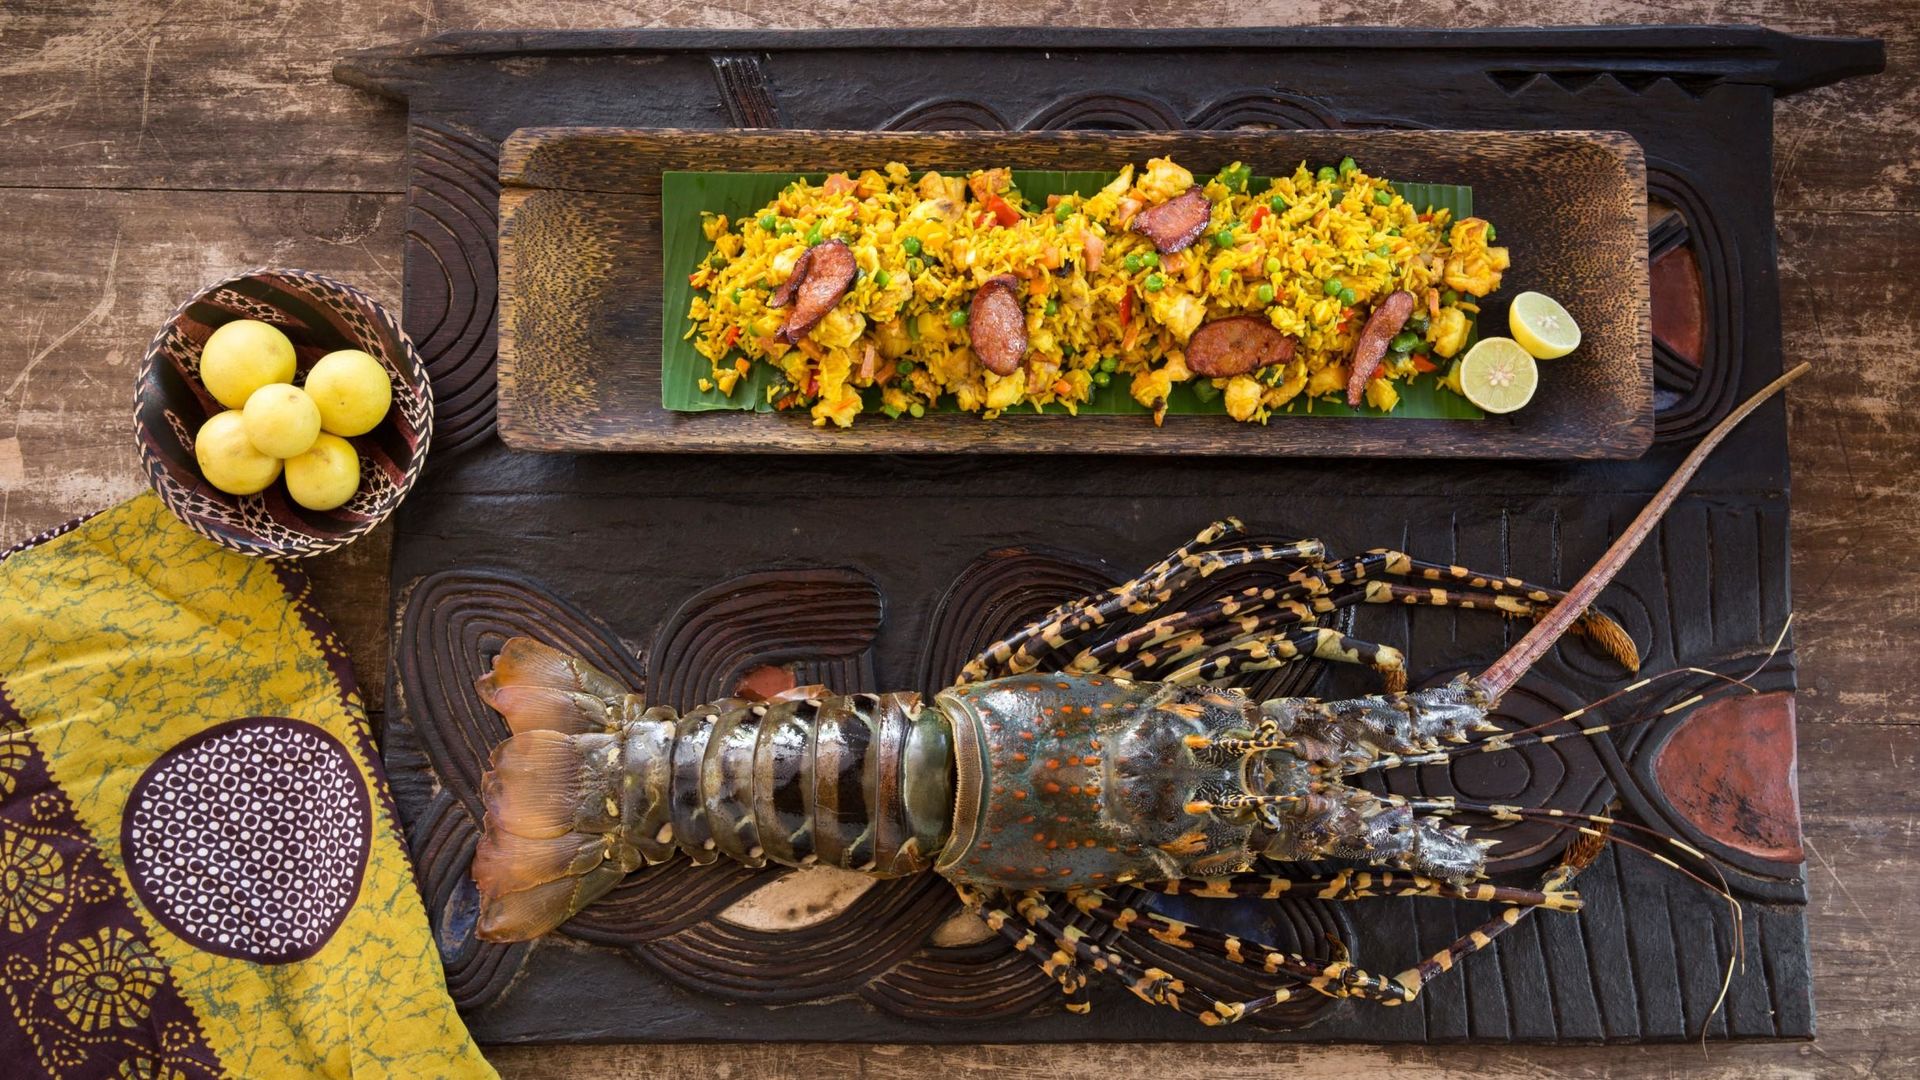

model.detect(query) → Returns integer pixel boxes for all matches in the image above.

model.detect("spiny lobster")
[468,365,1806,1026]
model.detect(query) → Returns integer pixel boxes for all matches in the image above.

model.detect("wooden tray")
[334,24,1887,1046]
[497,127,1651,457]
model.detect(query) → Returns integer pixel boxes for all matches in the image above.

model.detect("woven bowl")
[135,268,431,558]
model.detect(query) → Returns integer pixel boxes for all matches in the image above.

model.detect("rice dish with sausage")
[686,157,1509,426]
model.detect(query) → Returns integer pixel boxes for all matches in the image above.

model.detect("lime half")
[1508,291,1581,359]
[1459,337,1539,414]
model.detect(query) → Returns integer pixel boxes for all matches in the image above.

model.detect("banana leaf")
[661,169,1482,419]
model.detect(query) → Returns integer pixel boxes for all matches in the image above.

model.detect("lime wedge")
[1458,337,1539,414]
[1508,291,1580,359]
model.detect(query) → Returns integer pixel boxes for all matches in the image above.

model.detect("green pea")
[908,258,923,275]
[1099,355,1118,373]
[1329,188,1343,203]
[777,222,796,235]
[908,402,925,418]
[1213,229,1235,249]
[1390,331,1421,353]
[1256,284,1275,305]
[1486,224,1496,241]
[758,214,778,232]
[805,224,824,245]
[1092,370,1112,387]
[1145,273,1166,292]
[1338,287,1357,306]
[902,236,922,256]
[730,288,743,305]
[1387,227,1401,237]
[882,404,902,419]
[1268,195,1288,213]
[949,309,967,327]
[896,359,914,375]
[1316,166,1337,184]
[1323,278,1343,296]
[1374,189,1393,206]
[1264,256,1282,275]
[1441,288,1460,306]
[1339,156,1358,177]
[1143,251,1160,268]
[1044,299,1059,316]
[1054,201,1073,222]
[1215,163,1251,192]
[874,270,892,288]
[1124,253,1143,273]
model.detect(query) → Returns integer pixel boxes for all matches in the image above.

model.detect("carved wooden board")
[335,26,1884,1045]
[495,126,1650,457]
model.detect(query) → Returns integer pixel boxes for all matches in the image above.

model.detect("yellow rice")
[686,157,1510,427]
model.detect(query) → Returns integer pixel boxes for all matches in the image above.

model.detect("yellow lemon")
[304,349,393,436]
[1458,337,1540,414]
[200,320,297,409]
[1507,291,1581,360]
[193,410,282,495]
[284,433,361,511]
[241,383,322,459]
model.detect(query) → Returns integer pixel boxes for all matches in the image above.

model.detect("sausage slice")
[1185,316,1298,378]
[1345,289,1417,406]
[769,239,857,345]
[968,274,1029,376]
[1131,187,1212,254]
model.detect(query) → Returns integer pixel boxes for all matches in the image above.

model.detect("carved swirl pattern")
[404,119,501,466]
[647,568,882,716]
[860,937,1060,1021]
[1645,163,1743,443]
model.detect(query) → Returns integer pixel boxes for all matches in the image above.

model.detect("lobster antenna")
[1439,615,1793,762]
[1474,363,1810,702]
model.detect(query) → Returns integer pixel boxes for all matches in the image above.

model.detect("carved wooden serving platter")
[333,25,1886,1046]
[496,127,1651,457]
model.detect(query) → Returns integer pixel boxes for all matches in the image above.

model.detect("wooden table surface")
[2,2,1913,1076]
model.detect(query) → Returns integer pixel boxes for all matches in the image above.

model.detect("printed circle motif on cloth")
[122,717,371,963]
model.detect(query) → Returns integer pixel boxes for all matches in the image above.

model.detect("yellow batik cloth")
[0,494,494,1079]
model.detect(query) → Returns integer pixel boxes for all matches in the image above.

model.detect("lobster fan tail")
[472,638,635,941]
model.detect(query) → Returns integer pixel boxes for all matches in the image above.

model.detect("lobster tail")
[477,637,627,734]
[472,639,676,941]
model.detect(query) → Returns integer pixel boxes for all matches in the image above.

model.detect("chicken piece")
[1430,306,1470,358]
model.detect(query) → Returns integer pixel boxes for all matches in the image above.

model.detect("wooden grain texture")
[0,0,1914,1076]
[495,127,1650,458]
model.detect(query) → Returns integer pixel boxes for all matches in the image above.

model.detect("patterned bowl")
[136,268,431,558]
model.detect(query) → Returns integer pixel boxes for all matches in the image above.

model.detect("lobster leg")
[1156,625,1409,692]
[1151,871,1581,912]
[1327,579,1640,672]
[954,884,1093,1013]
[1066,889,1417,1015]
[958,522,1326,681]
[1063,588,1327,675]
[1008,890,1268,1024]
[1300,549,1638,673]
